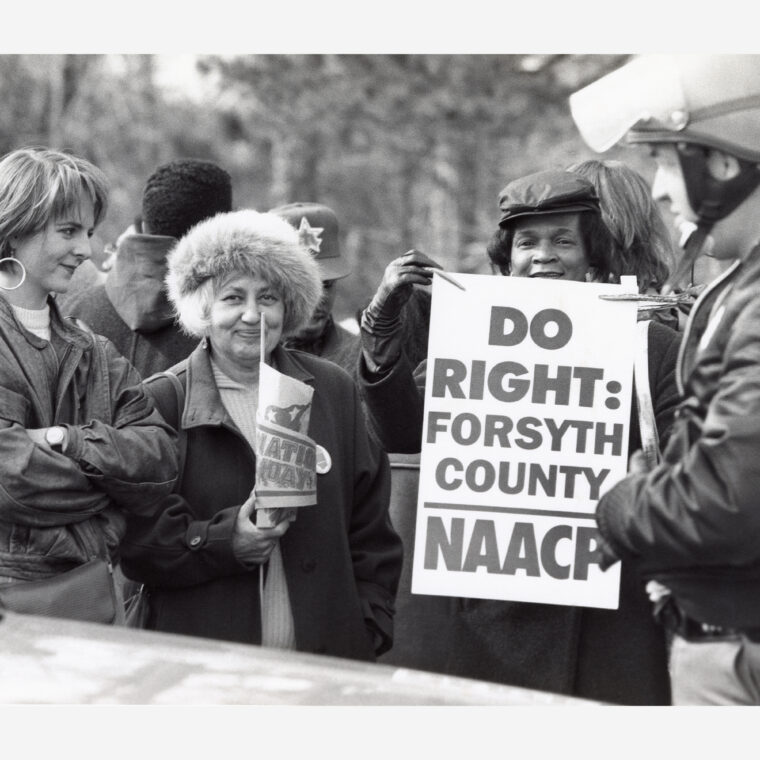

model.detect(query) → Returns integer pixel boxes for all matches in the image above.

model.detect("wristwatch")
[44,426,67,452]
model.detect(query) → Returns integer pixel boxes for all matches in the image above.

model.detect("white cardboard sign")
[411,273,638,608]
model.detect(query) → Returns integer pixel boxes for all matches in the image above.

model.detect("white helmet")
[570,54,760,162]
[570,55,760,284]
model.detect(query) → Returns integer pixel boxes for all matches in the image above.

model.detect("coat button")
[301,558,316,572]
[189,536,201,547]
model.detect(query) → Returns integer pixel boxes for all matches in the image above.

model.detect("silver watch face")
[46,427,65,446]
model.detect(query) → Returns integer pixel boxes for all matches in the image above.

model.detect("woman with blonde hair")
[0,147,178,623]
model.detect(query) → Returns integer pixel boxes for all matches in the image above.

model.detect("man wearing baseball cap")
[571,54,760,704]
[270,202,360,375]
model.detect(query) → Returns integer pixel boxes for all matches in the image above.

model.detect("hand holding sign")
[232,491,291,568]
[368,249,443,323]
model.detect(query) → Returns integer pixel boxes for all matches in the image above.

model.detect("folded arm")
[62,339,178,512]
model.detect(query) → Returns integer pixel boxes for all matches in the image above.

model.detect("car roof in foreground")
[0,611,597,705]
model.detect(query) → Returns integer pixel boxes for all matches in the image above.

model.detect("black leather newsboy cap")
[498,170,601,227]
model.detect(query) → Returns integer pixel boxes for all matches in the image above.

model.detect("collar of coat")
[0,293,93,351]
[104,234,177,333]
[180,340,317,431]
[675,244,760,395]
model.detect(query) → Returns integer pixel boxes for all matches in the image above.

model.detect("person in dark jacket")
[0,147,178,614]
[270,203,361,375]
[360,171,681,459]
[63,158,233,378]
[120,209,402,660]
[358,249,439,453]
[362,170,681,705]
[571,53,760,704]
[477,170,679,704]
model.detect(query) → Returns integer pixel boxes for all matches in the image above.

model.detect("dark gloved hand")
[361,249,441,374]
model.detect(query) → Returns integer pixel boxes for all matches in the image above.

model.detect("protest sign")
[255,315,317,527]
[411,274,637,608]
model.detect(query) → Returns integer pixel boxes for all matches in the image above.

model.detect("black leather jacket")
[597,250,760,629]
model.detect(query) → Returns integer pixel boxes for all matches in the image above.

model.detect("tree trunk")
[268,132,291,207]
[47,55,66,149]
[398,153,417,248]
[457,132,480,245]
[287,130,321,201]
[428,137,459,269]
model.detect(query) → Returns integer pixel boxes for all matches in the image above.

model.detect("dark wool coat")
[283,317,361,379]
[64,234,198,379]
[375,320,681,705]
[120,342,402,661]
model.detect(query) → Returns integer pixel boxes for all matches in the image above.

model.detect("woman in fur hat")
[120,209,402,659]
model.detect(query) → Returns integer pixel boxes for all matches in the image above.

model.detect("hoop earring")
[0,257,26,291]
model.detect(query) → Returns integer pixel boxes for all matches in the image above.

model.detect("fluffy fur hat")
[165,209,323,338]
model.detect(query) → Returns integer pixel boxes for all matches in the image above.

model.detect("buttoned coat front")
[120,342,402,661]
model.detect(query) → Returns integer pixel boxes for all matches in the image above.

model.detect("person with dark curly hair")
[64,158,232,378]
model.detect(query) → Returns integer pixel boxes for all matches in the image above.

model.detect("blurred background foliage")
[0,53,657,323]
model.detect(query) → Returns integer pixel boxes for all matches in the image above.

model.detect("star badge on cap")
[297,217,324,254]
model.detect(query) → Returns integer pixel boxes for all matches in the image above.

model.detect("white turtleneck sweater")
[12,303,51,341]
[210,360,296,651]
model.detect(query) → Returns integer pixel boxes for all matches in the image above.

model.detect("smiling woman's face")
[208,272,285,373]
[9,200,95,307]
[509,212,590,282]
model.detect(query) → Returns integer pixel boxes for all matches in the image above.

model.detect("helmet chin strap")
[662,145,760,292]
